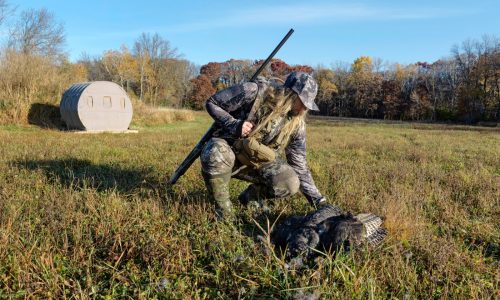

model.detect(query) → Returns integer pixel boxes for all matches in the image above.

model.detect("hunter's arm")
[205,82,258,137]
[285,124,325,205]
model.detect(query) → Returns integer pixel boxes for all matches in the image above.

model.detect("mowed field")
[0,112,498,299]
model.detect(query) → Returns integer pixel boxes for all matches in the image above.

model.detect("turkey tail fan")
[354,213,387,246]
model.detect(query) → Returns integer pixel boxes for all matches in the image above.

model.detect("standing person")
[201,72,327,219]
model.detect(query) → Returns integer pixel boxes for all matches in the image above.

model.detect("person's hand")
[241,121,254,137]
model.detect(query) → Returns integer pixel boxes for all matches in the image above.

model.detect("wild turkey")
[271,204,387,260]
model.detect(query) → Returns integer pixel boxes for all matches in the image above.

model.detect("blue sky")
[5,0,499,67]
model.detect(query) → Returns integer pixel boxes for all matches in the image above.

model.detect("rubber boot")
[203,171,233,220]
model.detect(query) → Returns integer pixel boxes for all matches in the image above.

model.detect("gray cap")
[284,72,319,111]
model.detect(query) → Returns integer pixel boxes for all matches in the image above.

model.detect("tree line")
[313,39,499,123]
[188,39,499,123]
[0,2,497,124]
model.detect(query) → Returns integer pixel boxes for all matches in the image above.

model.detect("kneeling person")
[201,72,327,219]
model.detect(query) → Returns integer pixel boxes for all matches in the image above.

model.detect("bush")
[131,100,195,127]
[0,50,86,125]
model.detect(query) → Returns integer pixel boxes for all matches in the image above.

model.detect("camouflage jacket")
[205,82,324,204]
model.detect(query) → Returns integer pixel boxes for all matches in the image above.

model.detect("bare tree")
[134,32,177,62]
[133,32,178,103]
[0,0,15,26]
[8,8,65,58]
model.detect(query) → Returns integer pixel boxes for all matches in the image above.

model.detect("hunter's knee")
[272,167,300,198]
[200,138,235,176]
[284,172,300,196]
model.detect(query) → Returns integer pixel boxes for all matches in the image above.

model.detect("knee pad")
[270,167,300,198]
[282,172,300,196]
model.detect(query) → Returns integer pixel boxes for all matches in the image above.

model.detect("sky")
[5,0,500,67]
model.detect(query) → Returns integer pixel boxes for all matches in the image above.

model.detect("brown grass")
[0,114,498,298]
[131,100,195,127]
[0,97,195,130]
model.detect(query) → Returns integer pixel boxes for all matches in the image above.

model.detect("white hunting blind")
[60,81,133,131]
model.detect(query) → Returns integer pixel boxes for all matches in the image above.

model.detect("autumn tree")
[290,64,314,74]
[101,46,138,91]
[219,59,253,88]
[314,68,337,115]
[78,33,195,107]
[0,6,85,124]
[3,4,74,109]
[101,50,123,84]
[452,36,500,122]
[200,62,222,85]
[349,56,382,118]
[200,60,252,90]
[133,32,178,105]
[160,58,197,107]
[434,59,460,120]
[381,79,402,119]
[270,59,291,78]
[473,36,500,121]
[117,46,139,92]
[327,62,351,117]
[404,76,432,120]
[187,75,215,110]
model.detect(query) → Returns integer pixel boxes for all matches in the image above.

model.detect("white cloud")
[163,3,471,33]
[69,3,474,41]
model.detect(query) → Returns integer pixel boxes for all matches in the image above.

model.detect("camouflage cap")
[284,72,319,111]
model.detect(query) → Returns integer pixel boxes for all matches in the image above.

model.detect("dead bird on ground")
[271,204,387,261]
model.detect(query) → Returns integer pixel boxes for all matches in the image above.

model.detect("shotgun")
[169,28,294,184]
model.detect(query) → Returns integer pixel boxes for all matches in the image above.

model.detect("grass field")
[0,111,498,299]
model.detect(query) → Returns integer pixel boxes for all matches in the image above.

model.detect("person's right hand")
[241,121,254,137]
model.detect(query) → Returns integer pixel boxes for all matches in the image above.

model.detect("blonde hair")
[250,86,307,147]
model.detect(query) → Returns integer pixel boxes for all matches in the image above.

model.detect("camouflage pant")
[200,138,300,200]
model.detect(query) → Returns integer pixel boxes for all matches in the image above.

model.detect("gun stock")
[169,28,294,185]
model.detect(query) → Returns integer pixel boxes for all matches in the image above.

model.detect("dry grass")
[131,101,195,127]
[0,113,498,298]
[0,99,195,130]
[0,51,87,126]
